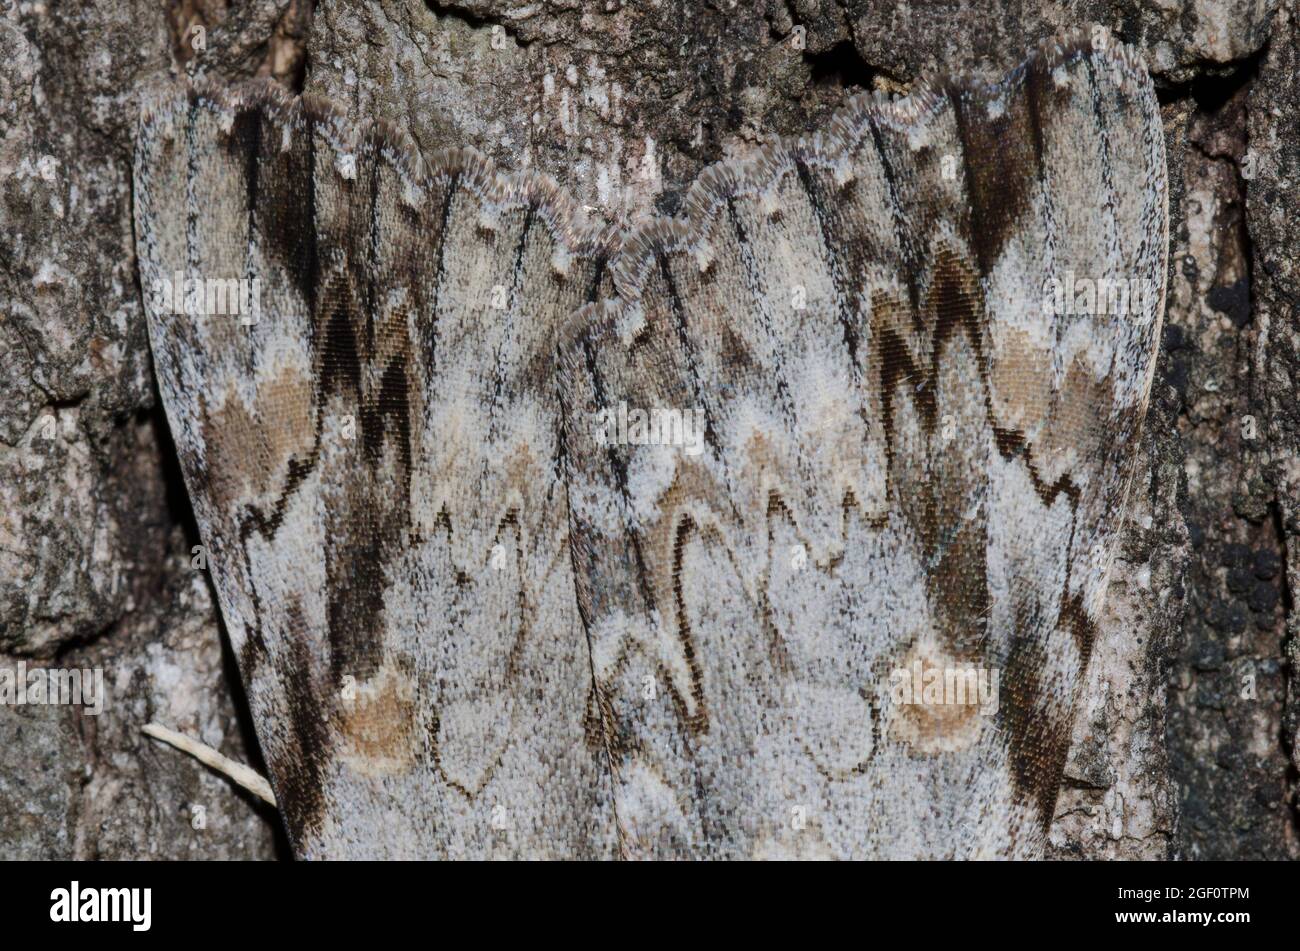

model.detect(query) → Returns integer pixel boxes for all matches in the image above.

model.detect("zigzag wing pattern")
[135,82,617,858]
[134,31,1166,859]
[558,36,1165,858]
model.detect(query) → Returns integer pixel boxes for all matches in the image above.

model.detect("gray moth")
[133,31,1167,859]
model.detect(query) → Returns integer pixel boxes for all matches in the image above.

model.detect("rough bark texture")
[0,0,1294,858]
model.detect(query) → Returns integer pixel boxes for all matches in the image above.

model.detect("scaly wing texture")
[559,35,1166,858]
[134,82,617,858]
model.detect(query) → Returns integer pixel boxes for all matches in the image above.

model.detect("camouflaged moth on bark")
[134,30,1167,859]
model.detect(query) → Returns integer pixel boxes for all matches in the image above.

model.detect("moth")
[134,31,1166,859]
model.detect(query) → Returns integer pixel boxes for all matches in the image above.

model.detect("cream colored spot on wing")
[338,662,419,777]
[988,326,1053,436]
[202,363,315,510]
[889,640,989,754]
